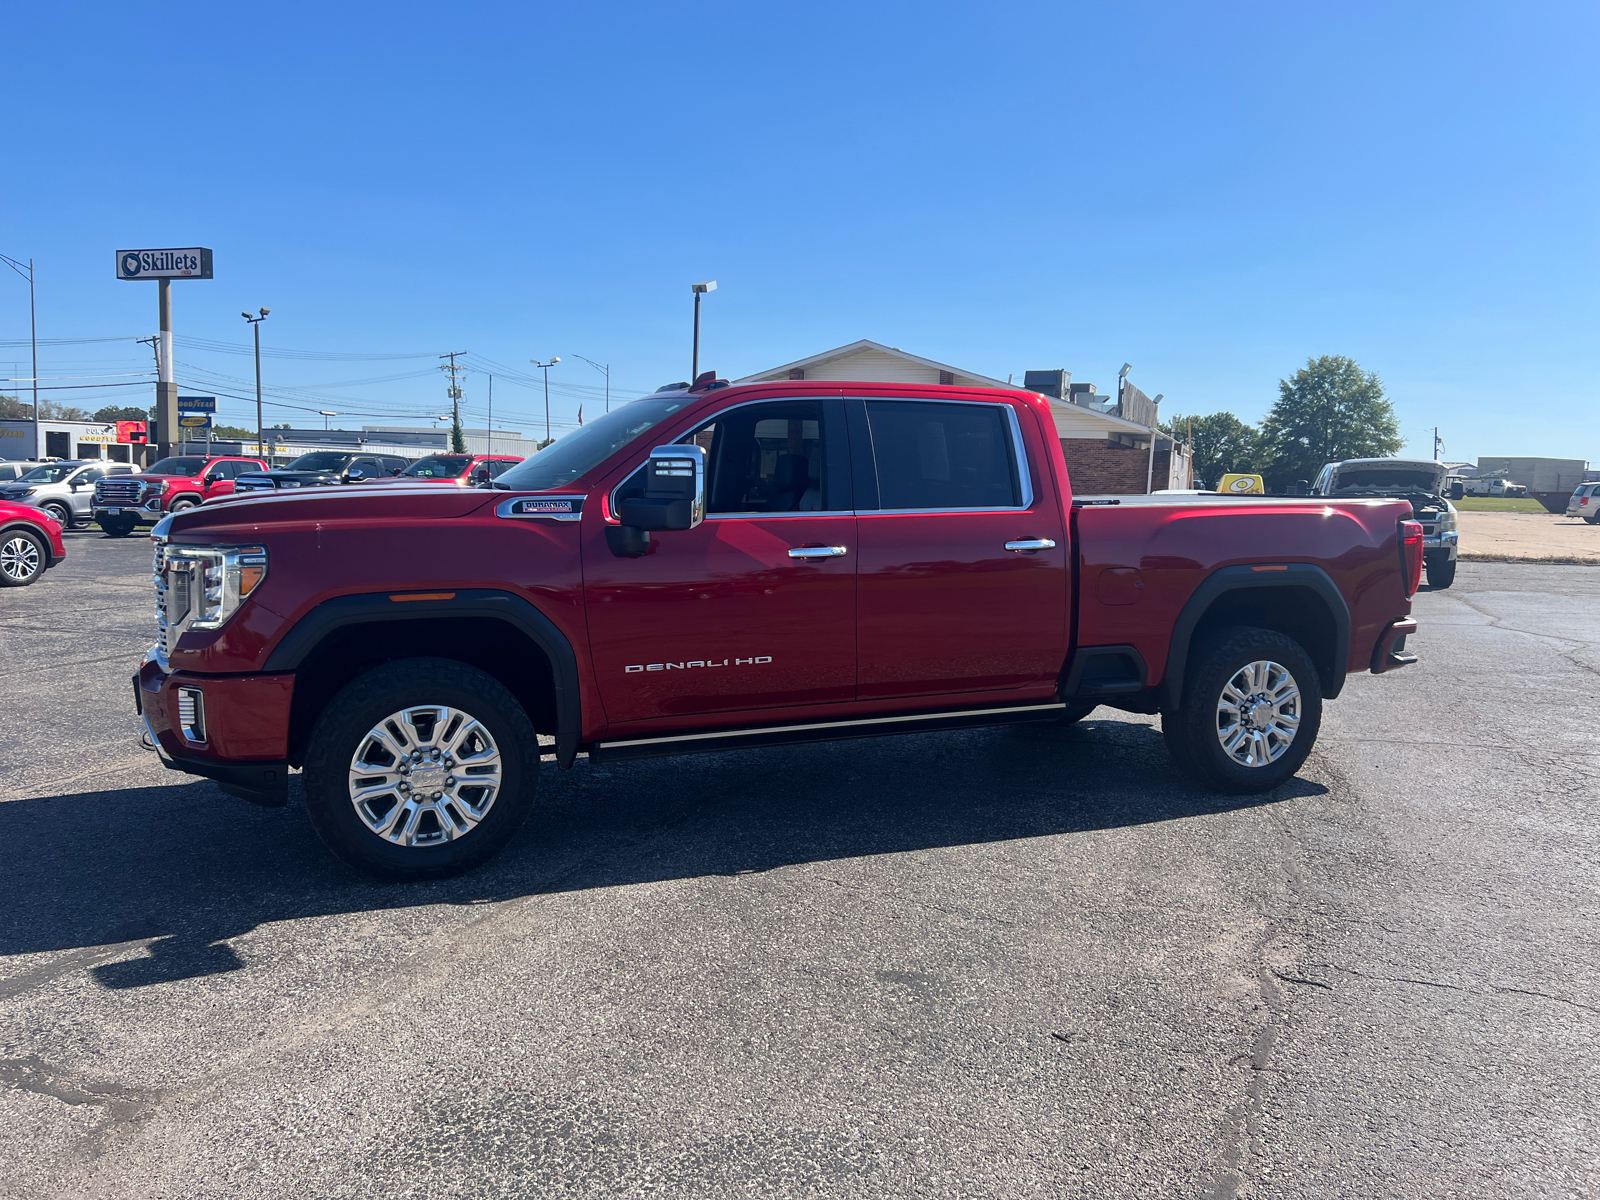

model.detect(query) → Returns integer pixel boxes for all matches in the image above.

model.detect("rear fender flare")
[1160,563,1350,709]
[263,589,581,767]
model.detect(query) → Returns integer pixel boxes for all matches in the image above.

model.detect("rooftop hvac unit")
[1023,369,1070,399]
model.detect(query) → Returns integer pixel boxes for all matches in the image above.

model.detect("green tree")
[0,394,27,419]
[92,404,150,422]
[1257,355,1400,489]
[212,424,257,440]
[1162,412,1260,489]
[450,413,467,453]
[38,399,90,421]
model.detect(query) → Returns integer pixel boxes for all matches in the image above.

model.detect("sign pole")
[156,278,178,459]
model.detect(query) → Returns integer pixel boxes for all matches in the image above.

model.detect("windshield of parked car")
[285,452,353,472]
[493,396,695,491]
[17,462,88,483]
[1329,465,1443,494]
[401,456,472,479]
[145,457,207,477]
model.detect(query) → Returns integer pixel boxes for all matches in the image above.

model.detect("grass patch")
[1460,553,1600,566]
[1453,497,1551,513]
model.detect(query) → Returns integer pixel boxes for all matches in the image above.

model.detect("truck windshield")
[402,456,472,478]
[145,457,207,477]
[494,396,694,492]
[18,462,87,483]
[285,453,353,472]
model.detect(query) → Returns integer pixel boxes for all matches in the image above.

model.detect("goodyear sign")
[116,248,213,280]
[179,415,213,429]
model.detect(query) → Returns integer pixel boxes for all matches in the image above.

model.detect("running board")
[587,701,1068,764]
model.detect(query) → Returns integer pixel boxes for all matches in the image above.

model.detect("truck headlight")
[165,544,268,630]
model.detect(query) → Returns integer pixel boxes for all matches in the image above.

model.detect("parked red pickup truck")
[95,454,268,537]
[136,378,1422,880]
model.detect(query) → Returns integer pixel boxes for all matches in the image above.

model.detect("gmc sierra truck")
[136,378,1423,880]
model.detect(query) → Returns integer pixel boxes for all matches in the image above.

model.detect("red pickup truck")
[136,378,1423,880]
[95,454,268,536]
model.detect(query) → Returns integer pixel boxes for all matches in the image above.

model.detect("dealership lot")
[1,533,1596,1198]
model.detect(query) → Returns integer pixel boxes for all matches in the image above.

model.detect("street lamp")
[691,282,716,383]
[242,308,270,456]
[530,357,560,446]
[318,410,337,430]
[573,354,610,413]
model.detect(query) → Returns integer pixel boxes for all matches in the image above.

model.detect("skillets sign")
[115,248,213,280]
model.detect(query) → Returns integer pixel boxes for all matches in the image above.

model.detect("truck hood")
[169,484,495,531]
[1328,461,1447,496]
[241,470,343,486]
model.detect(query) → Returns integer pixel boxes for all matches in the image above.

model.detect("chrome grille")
[152,541,171,665]
[233,476,275,492]
[97,477,144,505]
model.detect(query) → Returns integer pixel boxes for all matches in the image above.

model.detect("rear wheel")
[0,529,45,587]
[302,657,541,880]
[1425,555,1457,589]
[1162,626,1322,794]
[99,514,139,538]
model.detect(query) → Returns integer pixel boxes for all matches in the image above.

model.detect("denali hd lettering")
[134,375,1421,881]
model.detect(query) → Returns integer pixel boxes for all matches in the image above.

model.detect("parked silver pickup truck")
[1313,458,1458,589]
[0,460,139,529]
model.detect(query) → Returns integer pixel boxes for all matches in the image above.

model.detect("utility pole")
[1433,427,1443,461]
[574,355,610,413]
[242,308,269,458]
[487,374,492,457]
[691,281,716,381]
[0,255,38,458]
[530,358,560,447]
[440,351,467,452]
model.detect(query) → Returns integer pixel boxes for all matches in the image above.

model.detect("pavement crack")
[1320,966,1600,1017]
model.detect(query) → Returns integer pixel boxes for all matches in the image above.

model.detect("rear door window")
[864,400,1021,510]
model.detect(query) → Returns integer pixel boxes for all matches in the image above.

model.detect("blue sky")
[2,1,1595,465]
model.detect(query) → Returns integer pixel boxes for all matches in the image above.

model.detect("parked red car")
[0,499,67,587]
[93,455,268,537]
[137,378,1421,880]
[386,454,524,486]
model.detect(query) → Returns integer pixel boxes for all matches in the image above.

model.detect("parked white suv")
[1567,483,1600,524]
[0,460,139,529]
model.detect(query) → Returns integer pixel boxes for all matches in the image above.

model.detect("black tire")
[99,515,139,538]
[1588,514,1600,526]
[302,657,542,880]
[0,527,46,587]
[167,497,199,514]
[1425,555,1457,589]
[1162,626,1322,794]
[41,500,72,529]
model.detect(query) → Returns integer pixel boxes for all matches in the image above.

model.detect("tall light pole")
[691,281,716,382]
[0,253,37,459]
[573,354,610,413]
[530,358,560,446]
[242,308,269,457]
[319,410,337,430]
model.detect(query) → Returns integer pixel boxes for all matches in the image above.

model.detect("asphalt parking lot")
[2,530,1596,1199]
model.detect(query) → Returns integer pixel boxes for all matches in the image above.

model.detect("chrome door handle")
[788,545,848,560]
[1004,538,1057,553]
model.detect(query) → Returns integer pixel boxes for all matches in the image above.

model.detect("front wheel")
[167,497,199,514]
[0,529,45,587]
[1425,555,1457,589]
[41,501,72,529]
[99,515,139,538]
[1162,626,1322,794]
[302,657,542,880]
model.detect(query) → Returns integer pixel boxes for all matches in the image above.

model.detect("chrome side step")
[587,701,1067,764]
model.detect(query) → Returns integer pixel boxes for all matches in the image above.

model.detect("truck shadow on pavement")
[0,717,1323,990]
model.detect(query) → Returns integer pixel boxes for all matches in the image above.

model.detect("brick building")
[738,341,1189,494]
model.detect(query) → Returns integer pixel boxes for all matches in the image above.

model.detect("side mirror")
[618,444,705,532]
[390,467,403,476]
[610,444,706,557]
[346,469,366,481]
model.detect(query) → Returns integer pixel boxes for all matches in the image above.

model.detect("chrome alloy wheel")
[1215,659,1301,768]
[347,705,503,847]
[0,534,41,582]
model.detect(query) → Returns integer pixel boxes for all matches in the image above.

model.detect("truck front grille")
[233,476,275,492]
[97,477,145,505]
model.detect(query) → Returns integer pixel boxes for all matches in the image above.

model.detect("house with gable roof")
[736,340,1190,493]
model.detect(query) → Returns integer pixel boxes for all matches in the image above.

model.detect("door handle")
[1004,538,1057,553]
[788,545,848,560]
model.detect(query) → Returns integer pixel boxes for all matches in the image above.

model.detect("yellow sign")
[1218,473,1265,495]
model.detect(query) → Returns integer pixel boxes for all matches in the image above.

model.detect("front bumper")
[135,658,294,806]
[1423,529,1458,555]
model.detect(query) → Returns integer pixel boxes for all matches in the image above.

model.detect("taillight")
[1399,519,1424,597]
